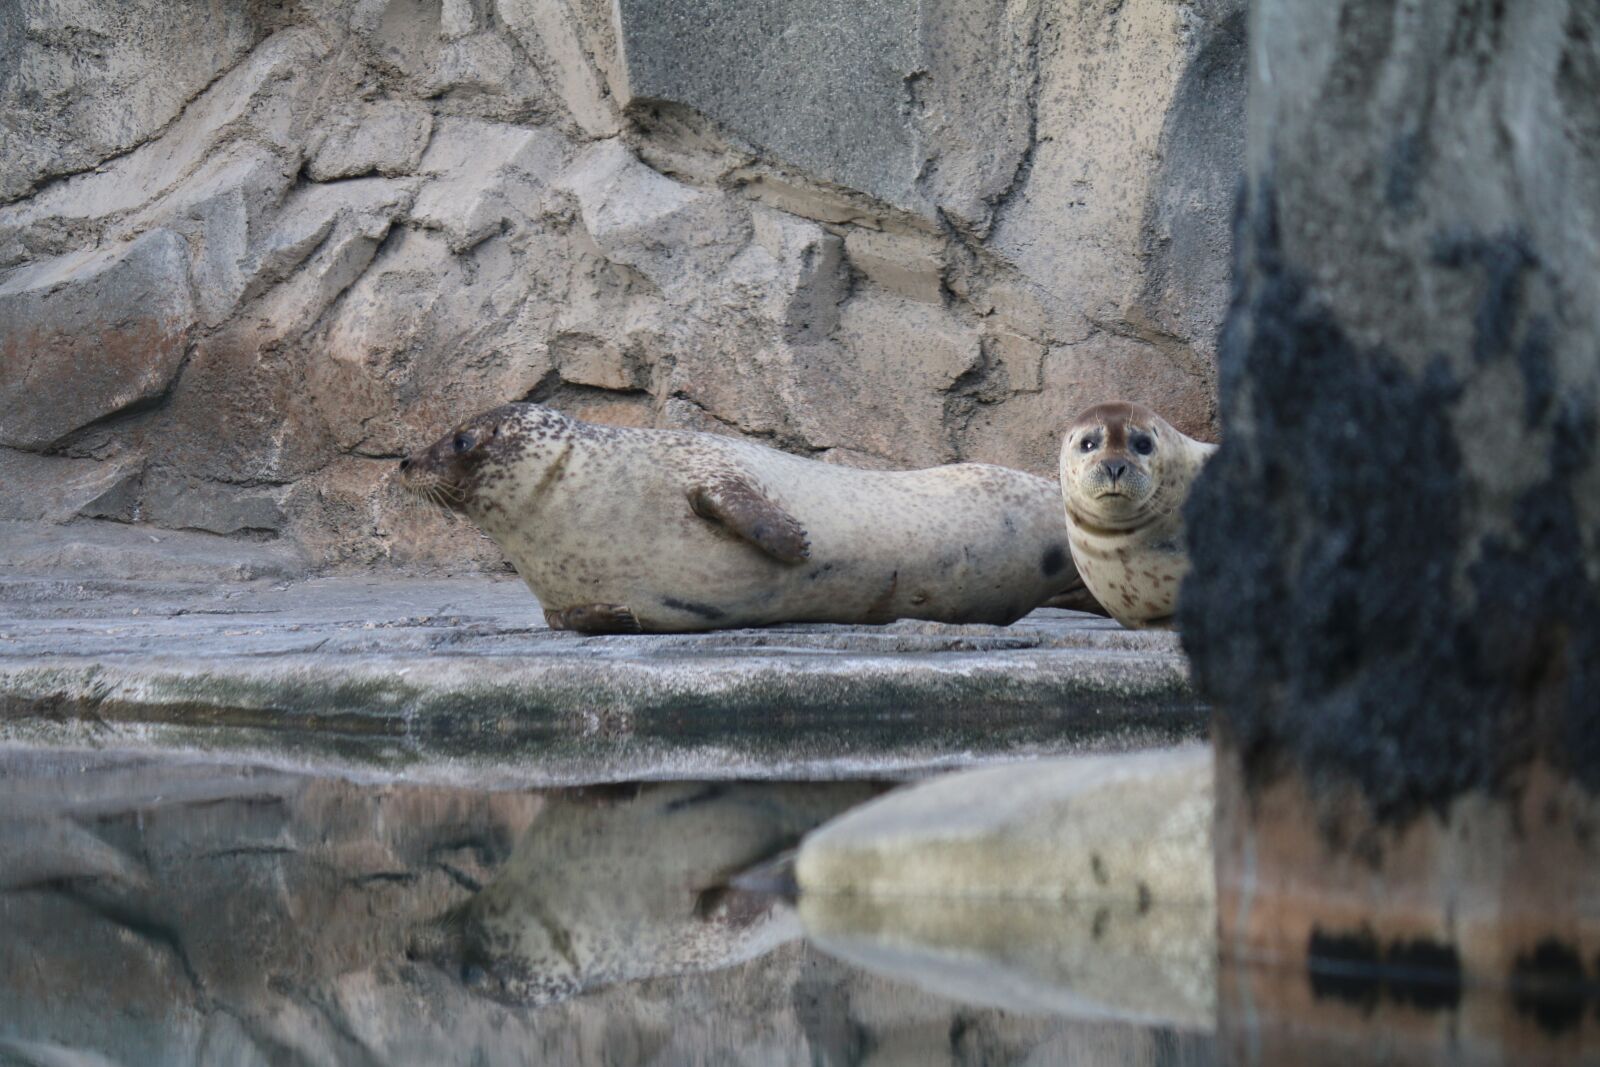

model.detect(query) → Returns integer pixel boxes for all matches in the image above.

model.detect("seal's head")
[400,403,573,516]
[1059,401,1181,529]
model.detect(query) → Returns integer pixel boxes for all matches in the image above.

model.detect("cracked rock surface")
[0,0,1244,574]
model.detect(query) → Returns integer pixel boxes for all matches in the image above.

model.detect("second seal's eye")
[453,433,473,453]
[1080,437,1097,452]
[1132,434,1154,455]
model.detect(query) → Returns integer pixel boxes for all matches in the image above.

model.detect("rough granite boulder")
[795,745,1213,906]
[0,0,1244,575]
[0,229,195,450]
[1179,0,1600,997]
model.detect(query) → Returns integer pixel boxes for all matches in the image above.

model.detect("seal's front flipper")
[1041,574,1112,617]
[688,476,811,564]
[545,604,642,634]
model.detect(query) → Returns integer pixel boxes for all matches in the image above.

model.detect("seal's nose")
[399,457,411,472]
[1102,458,1129,483]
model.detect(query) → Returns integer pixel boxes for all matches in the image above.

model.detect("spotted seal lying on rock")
[401,402,1102,632]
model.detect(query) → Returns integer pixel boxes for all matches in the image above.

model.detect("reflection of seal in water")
[419,782,879,1005]
[401,402,1102,632]
[1058,402,1215,630]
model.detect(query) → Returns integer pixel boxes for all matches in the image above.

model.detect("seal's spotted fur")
[403,402,1101,632]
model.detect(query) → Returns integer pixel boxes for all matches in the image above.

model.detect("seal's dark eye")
[1132,434,1154,456]
[453,433,473,453]
[1080,437,1097,452]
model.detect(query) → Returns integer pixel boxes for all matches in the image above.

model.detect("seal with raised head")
[401,402,1101,632]
[1058,401,1215,630]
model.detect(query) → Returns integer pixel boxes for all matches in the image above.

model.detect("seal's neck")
[468,437,575,531]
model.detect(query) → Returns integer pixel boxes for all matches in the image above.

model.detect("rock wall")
[1181,0,1600,991]
[0,0,1244,572]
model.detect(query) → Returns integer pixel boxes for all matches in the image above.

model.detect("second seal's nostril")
[399,457,410,471]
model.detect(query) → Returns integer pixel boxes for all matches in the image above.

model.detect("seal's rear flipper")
[688,476,811,563]
[1042,579,1113,617]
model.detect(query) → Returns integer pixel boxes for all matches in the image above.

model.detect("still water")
[0,749,1592,1066]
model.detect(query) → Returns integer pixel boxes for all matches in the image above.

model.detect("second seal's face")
[1059,402,1172,526]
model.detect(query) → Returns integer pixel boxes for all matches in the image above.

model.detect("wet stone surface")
[0,573,1203,785]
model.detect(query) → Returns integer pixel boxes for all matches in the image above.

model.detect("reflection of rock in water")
[0,752,1221,1065]
[1218,953,1600,1067]
[801,894,1216,1031]
[0,749,542,1064]
[419,781,880,1004]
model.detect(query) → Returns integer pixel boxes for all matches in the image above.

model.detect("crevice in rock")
[42,882,209,998]
[665,391,823,456]
[0,24,274,209]
[43,339,198,460]
[1088,315,1216,386]
[980,0,1046,235]
[297,216,409,343]
[490,6,588,141]
[520,372,657,421]
[623,98,757,185]
[941,340,1014,457]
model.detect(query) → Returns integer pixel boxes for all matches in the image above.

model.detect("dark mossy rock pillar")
[1180,0,1600,1035]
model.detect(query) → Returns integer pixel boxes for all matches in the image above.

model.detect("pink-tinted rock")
[0,229,194,451]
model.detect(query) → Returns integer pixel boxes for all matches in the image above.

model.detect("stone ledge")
[0,573,1205,785]
[796,746,1214,903]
